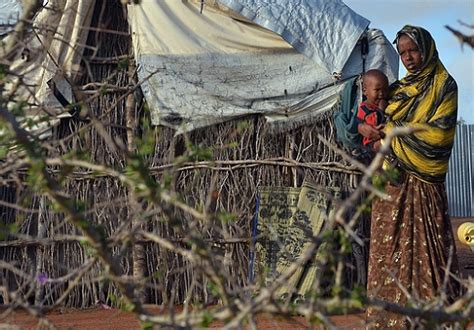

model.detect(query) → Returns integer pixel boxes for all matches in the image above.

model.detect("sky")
[0,0,19,23]
[344,0,474,123]
[1,0,473,122]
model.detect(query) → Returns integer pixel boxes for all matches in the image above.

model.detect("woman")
[361,25,461,328]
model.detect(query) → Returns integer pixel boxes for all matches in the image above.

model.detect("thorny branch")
[0,1,471,329]
[445,20,474,49]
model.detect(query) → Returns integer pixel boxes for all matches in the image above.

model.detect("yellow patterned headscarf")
[384,25,458,183]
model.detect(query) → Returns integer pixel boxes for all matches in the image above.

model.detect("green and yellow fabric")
[384,25,458,183]
[256,180,340,297]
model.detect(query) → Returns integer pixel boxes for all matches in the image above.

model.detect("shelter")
[0,0,398,306]
[3,0,398,137]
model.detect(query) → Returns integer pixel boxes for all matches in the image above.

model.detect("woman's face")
[398,34,423,73]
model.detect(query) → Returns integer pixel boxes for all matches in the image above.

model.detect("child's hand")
[358,123,384,141]
[375,124,386,138]
[373,140,382,152]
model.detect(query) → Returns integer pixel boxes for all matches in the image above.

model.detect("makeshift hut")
[0,0,398,307]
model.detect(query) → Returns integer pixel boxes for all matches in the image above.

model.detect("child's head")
[363,69,389,107]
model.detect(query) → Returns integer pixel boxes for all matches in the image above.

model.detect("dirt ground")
[0,307,366,329]
[1,217,472,330]
[1,308,472,330]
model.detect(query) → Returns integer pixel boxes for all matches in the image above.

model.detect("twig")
[445,25,474,48]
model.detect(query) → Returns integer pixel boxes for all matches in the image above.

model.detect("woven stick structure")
[0,0,368,308]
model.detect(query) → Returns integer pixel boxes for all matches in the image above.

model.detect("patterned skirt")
[366,173,461,328]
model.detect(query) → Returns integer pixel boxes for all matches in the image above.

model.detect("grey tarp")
[3,0,398,136]
[128,0,398,132]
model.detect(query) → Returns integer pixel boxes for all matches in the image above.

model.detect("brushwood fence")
[0,0,364,308]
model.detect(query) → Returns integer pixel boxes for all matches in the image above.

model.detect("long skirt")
[366,173,461,328]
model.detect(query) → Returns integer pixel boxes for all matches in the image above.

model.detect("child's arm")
[357,123,384,141]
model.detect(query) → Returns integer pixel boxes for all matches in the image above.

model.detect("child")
[356,69,389,152]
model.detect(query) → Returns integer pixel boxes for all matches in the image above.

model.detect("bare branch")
[445,25,474,49]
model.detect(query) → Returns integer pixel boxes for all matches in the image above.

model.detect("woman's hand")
[357,123,385,140]
[373,140,382,152]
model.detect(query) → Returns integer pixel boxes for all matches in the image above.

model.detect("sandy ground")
[0,217,472,329]
[0,307,367,329]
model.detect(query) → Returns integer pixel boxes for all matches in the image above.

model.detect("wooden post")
[126,57,146,302]
[34,197,46,305]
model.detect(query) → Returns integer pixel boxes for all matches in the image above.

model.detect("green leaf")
[118,58,129,70]
[0,146,8,158]
[0,223,18,240]
[218,212,237,224]
[200,311,214,328]
[140,321,154,330]
[0,63,6,80]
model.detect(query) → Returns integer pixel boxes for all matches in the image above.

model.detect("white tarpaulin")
[3,0,398,136]
[2,0,95,137]
[129,0,398,132]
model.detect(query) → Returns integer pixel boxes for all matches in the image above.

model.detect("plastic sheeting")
[129,0,398,132]
[217,0,370,75]
[0,0,21,35]
[3,0,95,138]
[2,0,398,136]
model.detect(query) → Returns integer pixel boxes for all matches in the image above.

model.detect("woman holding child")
[358,25,461,328]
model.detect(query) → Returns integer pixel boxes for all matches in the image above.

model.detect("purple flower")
[36,273,48,285]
